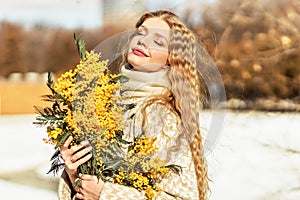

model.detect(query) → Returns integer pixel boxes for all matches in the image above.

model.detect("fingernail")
[81,140,89,146]
[87,146,93,151]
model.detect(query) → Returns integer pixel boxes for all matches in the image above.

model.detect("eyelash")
[154,40,163,46]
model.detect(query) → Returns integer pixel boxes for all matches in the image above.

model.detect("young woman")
[58,10,208,200]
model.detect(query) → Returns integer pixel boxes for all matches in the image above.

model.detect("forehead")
[140,17,170,31]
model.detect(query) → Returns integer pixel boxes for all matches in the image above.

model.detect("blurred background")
[0,0,299,199]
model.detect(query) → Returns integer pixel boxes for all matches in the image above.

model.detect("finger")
[71,146,93,162]
[80,140,90,146]
[74,153,92,167]
[61,136,73,151]
[69,140,90,155]
[75,192,84,199]
[80,174,98,181]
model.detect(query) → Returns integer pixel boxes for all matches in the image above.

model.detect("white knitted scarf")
[120,65,170,104]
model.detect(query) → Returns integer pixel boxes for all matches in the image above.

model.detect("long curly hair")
[121,10,209,200]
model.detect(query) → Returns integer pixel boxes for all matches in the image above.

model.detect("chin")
[128,58,146,70]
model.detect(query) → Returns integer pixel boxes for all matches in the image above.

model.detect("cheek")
[127,52,146,68]
[152,50,169,65]
[128,36,139,48]
[127,52,137,66]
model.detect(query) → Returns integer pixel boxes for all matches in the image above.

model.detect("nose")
[137,35,150,48]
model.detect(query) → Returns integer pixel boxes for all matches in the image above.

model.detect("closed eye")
[154,33,168,47]
[154,40,163,46]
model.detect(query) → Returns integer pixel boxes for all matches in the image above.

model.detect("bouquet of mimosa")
[33,34,181,199]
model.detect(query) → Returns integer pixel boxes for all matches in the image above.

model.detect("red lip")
[132,48,149,57]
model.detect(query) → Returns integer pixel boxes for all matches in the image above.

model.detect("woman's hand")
[74,174,104,200]
[60,136,105,199]
[60,136,93,186]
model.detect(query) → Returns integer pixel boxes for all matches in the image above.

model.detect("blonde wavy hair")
[120,10,208,200]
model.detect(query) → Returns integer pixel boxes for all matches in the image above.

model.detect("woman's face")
[127,17,170,72]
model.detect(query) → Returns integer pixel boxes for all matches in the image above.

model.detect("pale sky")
[0,0,103,29]
[0,0,93,8]
[0,0,216,29]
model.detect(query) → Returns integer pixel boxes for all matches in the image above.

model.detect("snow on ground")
[0,114,55,172]
[207,111,300,200]
[0,111,300,200]
[0,179,57,200]
[0,114,57,199]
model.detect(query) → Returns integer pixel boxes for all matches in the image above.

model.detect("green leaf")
[166,164,182,175]
[50,149,61,161]
[74,177,82,188]
[119,75,129,83]
[79,164,88,174]
[115,130,131,145]
[108,74,124,84]
[47,160,64,175]
[55,131,72,149]
[45,72,68,104]
[74,33,86,61]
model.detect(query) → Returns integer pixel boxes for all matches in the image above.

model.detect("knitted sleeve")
[142,103,199,200]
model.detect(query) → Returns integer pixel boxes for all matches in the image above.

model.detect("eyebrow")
[139,25,169,43]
